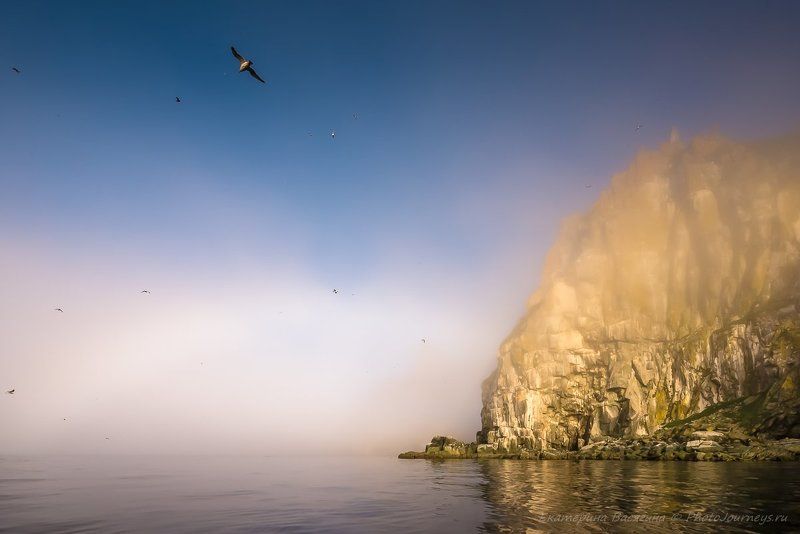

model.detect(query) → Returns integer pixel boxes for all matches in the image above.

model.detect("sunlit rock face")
[480,133,800,451]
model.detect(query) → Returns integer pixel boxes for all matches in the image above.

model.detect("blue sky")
[3,0,800,273]
[1,1,799,453]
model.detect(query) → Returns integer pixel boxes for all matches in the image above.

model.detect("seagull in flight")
[11,67,21,74]
[635,123,642,131]
[175,97,181,103]
[54,308,63,313]
[6,389,14,395]
[421,338,426,344]
[231,46,266,83]
[141,290,150,294]
[332,289,339,294]
[330,130,336,140]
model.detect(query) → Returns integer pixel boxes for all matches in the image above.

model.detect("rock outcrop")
[477,132,800,455]
[399,429,800,461]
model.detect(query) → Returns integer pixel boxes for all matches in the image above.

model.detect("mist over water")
[3,1,800,457]
[3,2,800,532]
[1,456,798,533]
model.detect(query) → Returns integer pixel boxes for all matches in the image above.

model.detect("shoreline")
[399,435,800,462]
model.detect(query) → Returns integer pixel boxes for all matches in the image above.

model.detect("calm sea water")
[1,455,799,533]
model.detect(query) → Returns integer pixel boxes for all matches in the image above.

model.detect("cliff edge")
[402,132,800,460]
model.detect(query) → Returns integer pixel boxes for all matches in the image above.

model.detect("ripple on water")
[0,456,797,533]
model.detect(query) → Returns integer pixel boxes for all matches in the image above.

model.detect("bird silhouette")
[141,290,150,294]
[231,46,266,83]
[11,67,21,74]
[330,130,336,140]
[635,123,642,131]
[175,97,181,103]
[6,389,14,394]
[54,308,63,313]
[333,289,339,294]
[422,338,426,344]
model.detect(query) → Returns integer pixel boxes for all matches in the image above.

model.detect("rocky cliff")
[478,132,800,454]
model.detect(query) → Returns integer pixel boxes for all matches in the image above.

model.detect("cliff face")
[480,133,800,452]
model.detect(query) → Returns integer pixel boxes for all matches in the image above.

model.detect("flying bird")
[175,97,181,103]
[353,113,358,120]
[54,308,63,313]
[333,289,339,294]
[330,130,336,140]
[6,389,14,395]
[421,338,426,344]
[231,46,266,83]
[141,290,150,294]
[11,67,21,74]
[635,123,642,131]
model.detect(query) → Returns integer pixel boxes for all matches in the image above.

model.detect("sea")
[1,455,799,533]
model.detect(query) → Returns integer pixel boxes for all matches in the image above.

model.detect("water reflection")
[476,460,800,533]
[0,456,798,533]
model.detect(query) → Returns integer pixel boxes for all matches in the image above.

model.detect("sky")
[1,0,799,455]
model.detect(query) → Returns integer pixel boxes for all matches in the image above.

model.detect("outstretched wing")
[231,46,244,62]
[247,67,266,83]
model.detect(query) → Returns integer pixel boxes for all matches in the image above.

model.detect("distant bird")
[54,308,63,313]
[353,113,358,120]
[11,67,21,74]
[105,437,110,440]
[330,130,336,140]
[231,46,266,83]
[175,97,181,103]
[141,290,150,294]
[308,131,313,137]
[6,389,14,395]
[421,338,426,344]
[333,289,339,294]
[635,123,642,131]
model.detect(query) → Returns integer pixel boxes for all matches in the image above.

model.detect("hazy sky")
[1,1,799,454]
